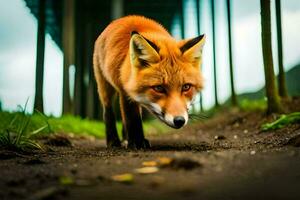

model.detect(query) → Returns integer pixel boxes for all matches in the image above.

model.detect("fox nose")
[173,116,185,128]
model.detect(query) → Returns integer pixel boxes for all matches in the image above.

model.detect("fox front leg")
[119,94,150,149]
[103,106,121,148]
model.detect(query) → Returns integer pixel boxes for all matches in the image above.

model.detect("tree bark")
[74,1,86,117]
[179,0,185,39]
[226,0,237,106]
[34,0,46,113]
[85,23,96,119]
[62,0,75,114]
[211,0,219,107]
[196,0,204,111]
[260,0,282,113]
[275,0,288,98]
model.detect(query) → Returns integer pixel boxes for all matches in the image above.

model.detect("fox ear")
[180,34,205,62]
[130,32,160,67]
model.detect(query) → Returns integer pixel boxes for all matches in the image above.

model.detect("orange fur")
[93,15,205,148]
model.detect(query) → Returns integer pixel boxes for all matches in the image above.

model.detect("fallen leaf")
[157,157,173,166]
[111,173,133,183]
[135,167,159,174]
[142,161,157,167]
[59,176,74,185]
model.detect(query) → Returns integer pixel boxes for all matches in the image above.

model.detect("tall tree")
[211,0,219,107]
[34,0,46,112]
[226,0,237,106]
[85,23,99,119]
[179,0,185,39]
[275,0,288,98]
[260,0,282,113]
[196,0,204,111]
[62,0,75,114]
[74,1,86,117]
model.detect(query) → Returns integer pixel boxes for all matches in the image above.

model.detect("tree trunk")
[62,0,75,115]
[226,0,237,106]
[196,0,204,111]
[211,0,219,107]
[179,0,185,39]
[74,2,86,117]
[260,0,282,113]
[275,0,288,98]
[85,23,96,119]
[34,0,46,113]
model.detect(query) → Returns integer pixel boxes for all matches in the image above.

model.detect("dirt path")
[1,109,300,200]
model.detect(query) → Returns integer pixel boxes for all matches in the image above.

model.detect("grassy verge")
[0,111,170,140]
[239,98,267,111]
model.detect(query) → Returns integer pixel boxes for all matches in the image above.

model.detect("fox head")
[125,32,205,129]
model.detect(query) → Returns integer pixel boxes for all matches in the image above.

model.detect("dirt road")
[1,109,300,200]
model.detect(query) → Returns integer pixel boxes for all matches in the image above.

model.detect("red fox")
[93,15,205,149]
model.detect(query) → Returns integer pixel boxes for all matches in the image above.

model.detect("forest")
[0,0,300,199]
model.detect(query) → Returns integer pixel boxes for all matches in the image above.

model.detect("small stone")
[214,135,226,140]
[250,150,256,155]
[234,135,238,139]
[243,129,249,134]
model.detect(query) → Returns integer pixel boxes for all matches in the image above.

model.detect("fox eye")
[182,84,192,92]
[152,85,166,93]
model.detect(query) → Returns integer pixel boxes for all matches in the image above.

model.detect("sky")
[0,0,63,116]
[0,0,300,116]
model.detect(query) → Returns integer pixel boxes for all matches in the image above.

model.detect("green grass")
[0,109,46,151]
[0,111,170,142]
[261,112,300,131]
[239,98,267,111]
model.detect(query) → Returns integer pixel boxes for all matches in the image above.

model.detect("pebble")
[214,135,226,140]
[250,150,256,155]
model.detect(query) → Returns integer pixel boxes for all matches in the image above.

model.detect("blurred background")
[0,0,299,119]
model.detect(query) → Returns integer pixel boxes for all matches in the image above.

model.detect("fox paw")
[107,139,121,149]
[128,138,151,150]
